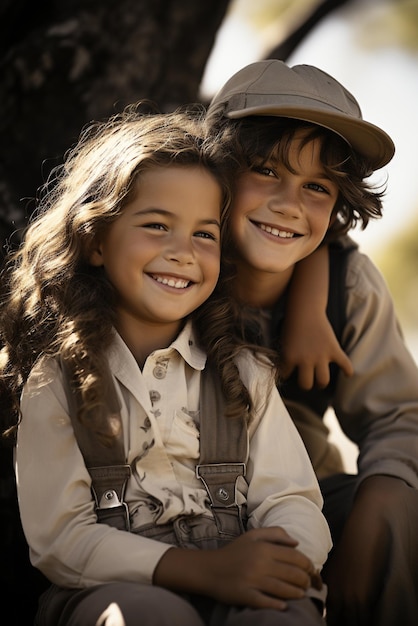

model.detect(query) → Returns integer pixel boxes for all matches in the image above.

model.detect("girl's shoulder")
[235,349,276,398]
[23,354,62,396]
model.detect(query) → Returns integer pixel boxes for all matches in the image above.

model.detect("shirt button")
[153,365,166,379]
[149,390,161,404]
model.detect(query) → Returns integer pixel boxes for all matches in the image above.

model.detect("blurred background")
[1,0,417,467]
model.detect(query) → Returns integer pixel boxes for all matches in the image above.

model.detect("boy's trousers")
[321,473,418,626]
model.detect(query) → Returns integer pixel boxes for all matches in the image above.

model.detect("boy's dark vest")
[276,239,357,419]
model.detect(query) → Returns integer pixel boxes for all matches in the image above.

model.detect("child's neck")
[115,316,184,368]
[234,265,294,309]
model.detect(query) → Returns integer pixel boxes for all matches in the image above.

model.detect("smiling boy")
[206,60,418,626]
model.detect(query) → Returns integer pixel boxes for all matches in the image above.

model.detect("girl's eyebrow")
[132,208,172,217]
[133,207,221,228]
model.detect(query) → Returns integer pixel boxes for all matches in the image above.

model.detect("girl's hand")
[154,527,322,611]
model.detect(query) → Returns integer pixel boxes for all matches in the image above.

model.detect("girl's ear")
[89,238,104,267]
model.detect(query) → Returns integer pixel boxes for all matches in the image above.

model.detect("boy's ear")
[329,207,339,226]
[89,238,104,267]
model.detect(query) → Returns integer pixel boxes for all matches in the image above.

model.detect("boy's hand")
[282,245,353,389]
[281,313,353,390]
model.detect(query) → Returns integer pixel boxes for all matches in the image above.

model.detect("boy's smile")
[89,165,222,361]
[231,132,339,305]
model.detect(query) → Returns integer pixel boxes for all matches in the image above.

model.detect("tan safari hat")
[208,59,395,170]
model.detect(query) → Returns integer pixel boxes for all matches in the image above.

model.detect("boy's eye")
[305,182,329,194]
[252,166,277,178]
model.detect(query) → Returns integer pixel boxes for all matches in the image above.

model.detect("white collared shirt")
[16,321,331,588]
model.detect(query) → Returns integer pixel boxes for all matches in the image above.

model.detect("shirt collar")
[164,320,207,371]
[108,320,207,380]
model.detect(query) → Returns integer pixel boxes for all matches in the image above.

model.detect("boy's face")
[231,131,338,278]
[89,165,222,348]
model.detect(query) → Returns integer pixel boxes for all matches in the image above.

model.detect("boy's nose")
[267,191,303,219]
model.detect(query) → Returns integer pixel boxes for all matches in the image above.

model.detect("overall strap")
[60,358,131,530]
[196,365,248,535]
[61,357,248,536]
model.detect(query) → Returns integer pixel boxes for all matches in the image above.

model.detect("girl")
[0,105,331,626]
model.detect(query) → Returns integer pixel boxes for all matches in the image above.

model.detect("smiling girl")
[0,106,331,626]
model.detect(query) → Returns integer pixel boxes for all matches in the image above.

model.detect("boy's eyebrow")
[310,171,333,180]
[133,207,221,228]
[268,157,334,180]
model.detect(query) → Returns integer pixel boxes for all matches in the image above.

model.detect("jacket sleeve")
[236,354,332,571]
[333,249,418,488]
[16,358,172,588]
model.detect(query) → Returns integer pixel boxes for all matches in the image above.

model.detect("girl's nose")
[165,236,195,264]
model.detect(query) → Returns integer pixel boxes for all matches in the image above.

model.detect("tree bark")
[0,0,230,252]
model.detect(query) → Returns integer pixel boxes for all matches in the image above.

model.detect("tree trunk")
[0,0,230,252]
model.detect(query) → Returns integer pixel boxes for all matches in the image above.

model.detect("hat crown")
[209,59,395,170]
[218,60,362,120]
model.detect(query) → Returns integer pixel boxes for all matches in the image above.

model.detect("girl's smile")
[149,274,192,289]
[90,165,222,361]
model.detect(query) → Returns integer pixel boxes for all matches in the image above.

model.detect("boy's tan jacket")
[286,245,418,486]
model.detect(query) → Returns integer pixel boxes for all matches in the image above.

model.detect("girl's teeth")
[260,224,294,238]
[154,276,189,289]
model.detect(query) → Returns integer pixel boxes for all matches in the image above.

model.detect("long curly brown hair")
[0,104,278,444]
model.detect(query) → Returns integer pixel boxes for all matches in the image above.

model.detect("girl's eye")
[143,223,167,231]
[195,231,218,242]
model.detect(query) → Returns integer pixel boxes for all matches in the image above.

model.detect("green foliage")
[357,0,418,51]
[231,0,323,31]
[375,217,418,331]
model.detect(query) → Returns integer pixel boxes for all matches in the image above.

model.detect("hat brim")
[226,104,395,170]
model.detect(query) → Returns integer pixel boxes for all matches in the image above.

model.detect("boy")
[206,59,418,626]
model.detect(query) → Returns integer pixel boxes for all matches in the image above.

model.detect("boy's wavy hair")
[206,112,386,241]
[1,103,271,443]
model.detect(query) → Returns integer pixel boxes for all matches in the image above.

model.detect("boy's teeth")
[260,223,294,238]
[153,276,189,289]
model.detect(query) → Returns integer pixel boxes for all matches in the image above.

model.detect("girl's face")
[90,165,222,350]
[231,131,339,278]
